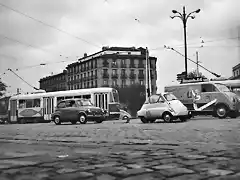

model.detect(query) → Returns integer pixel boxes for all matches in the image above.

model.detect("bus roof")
[10,87,115,100]
[165,81,216,88]
[210,79,240,88]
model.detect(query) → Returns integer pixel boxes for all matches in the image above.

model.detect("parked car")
[119,109,132,121]
[51,98,106,125]
[137,92,191,123]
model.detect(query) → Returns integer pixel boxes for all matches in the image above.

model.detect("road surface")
[0,117,240,180]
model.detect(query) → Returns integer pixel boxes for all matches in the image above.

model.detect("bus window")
[19,100,26,109]
[65,96,73,99]
[201,84,217,92]
[33,99,40,107]
[74,95,82,99]
[26,100,33,108]
[83,95,91,99]
[57,97,64,103]
[112,89,119,103]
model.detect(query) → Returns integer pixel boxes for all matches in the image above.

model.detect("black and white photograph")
[0,0,240,179]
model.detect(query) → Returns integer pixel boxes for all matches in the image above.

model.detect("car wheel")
[95,119,103,123]
[140,117,149,123]
[162,112,172,123]
[71,120,77,124]
[79,114,87,124]
[215,105,228,119]
[54,116,61,125]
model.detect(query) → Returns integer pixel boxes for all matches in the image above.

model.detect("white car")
[119,109,132,120]
[137,92,191,123]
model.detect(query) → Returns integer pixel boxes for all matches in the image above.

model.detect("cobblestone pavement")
[0,118,239,180]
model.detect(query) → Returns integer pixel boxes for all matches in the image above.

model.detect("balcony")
[138,74,144,79]
[129,73,136,79]
[102,61,109,68]
[111,62,118,68]
[129,63,136,68]
[151,74,155,79]
[102,73,109,79]
[121,63,127,68]
[138,63,144,68]
[120,73,128,79]
[111,74,119,79]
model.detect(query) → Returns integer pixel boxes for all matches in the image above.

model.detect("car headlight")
[169,107,175,113]
[86,109,91,113]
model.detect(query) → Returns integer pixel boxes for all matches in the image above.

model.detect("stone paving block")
[115,168,152,177]
[126,164,142,169]
[152,164,178,170]
[0,160,38,167]
[167,174,203,180]
[179,159,207,166]
[158,167,195,177]
[96,174,116,180]
[56,168,78,174]
[122,173,159,180]
[207,169,234,176]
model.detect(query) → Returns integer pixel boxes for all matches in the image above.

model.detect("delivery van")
[164,80,240,119]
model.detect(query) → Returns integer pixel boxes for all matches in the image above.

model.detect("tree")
[116,84,146,117]
[188,70,206,79]
[0,80,7,96]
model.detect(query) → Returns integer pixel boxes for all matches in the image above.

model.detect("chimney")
[84,53,87,57]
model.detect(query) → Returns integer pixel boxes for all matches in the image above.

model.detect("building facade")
[230,63,240,80]
[66,46,157,92]
[39,70,67,92]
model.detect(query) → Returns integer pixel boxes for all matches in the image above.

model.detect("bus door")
[9,100,17,123]
[43,97,54,120]
[94,93,109,112]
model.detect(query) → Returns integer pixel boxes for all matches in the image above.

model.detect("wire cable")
[164,45,221,77]
[7,68,39,90]
[0,2,101,48]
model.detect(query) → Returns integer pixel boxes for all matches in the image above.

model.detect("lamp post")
[171,6,200,79]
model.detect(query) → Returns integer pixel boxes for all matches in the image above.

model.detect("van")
[164,81,240,118]
[137,92,191,123]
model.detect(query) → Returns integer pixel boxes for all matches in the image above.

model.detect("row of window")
[41,75,66,85]
[19,99,40,109]
[68,60,97,73]
[68,80,98,90]
[103,69,155,76]
[68,70,97,82]
[103,59,155,67]
[103,79,145,86]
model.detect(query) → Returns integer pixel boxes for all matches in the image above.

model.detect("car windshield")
[163,93,178,101]
[215,83,230,92]
[76,100,92,106]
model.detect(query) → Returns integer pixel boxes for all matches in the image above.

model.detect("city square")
[0,117,239,180]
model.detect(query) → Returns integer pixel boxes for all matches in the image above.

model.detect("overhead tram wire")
[164,45,221,77]
[0,3,101,48]
[0,34,70,60]
[150,36,240,51]
[7,68,39,90]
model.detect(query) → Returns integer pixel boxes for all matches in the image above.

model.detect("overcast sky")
[0,0,240,94]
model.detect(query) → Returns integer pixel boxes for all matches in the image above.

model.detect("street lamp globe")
[172,10,178,14]
[195,9,201,13]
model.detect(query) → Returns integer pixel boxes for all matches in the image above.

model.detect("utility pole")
[196,51,199,77]
[238,26,240,63]
[145,47,149,99]
[148,49,152,96]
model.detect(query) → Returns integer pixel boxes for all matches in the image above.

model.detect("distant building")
[66,46,157,92]
[39,70,67,92]
[229,63,240,80]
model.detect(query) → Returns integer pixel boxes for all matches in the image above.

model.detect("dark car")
[51,98,106,125]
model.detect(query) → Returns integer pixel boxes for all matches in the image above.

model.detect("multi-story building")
[229,63,240,80]
[39,70,67,92]
[66,46,157,92]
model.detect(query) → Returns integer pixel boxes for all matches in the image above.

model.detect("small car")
[51,98,106,125]
[137,92,191,123]
[119,109,132,121]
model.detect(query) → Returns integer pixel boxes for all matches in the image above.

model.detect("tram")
[8,87,120,123]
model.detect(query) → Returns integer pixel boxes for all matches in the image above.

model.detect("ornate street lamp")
[171,6,200,79]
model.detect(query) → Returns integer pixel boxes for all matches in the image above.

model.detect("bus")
[210,79,240,97]
[8,87,120,124]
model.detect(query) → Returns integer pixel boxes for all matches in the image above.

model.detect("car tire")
[54,116,61,125]
[215,104,228,119]
[162,112,172,123]
[79,114,87,124]
[71,120,77,124]
[140,117,149,123]
[95,118,103,123]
